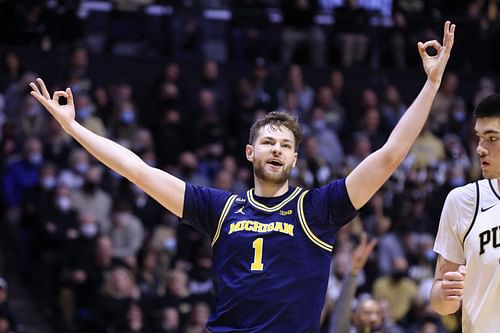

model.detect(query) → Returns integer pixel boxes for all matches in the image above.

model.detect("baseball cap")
[0,277,7,290]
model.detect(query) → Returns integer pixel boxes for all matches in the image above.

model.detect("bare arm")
[430,255,465,315]
[346,21,455,209]
[30,79,185,217]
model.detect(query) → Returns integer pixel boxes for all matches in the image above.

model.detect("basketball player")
[431,93,500,333]
[30,21,455,332]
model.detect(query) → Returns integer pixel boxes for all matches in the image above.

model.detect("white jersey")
[434,179,500,333]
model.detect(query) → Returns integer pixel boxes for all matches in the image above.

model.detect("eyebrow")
[260,136,293,143]
[475,129,500,135]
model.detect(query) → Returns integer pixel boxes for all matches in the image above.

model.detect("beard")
[254,160,292,185]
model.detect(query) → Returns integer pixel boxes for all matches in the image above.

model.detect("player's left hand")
[418,20,455,84]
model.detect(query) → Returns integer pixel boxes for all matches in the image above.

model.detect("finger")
[442,280,465,289]
[30,91,51,110]
[52,91,68,102]
[367,237,378,251]
[36,78,50,99]
[443,292,463,300]
[445,23,456,50]
[421,40,442,55]
[29,82,42,96]
[443,271,465,281]
[443,288,464,295]
[417,41,426,58]
[359,232,367,246]
[66,87,74,105]
[442,20,450,46]
[458,265,466,277]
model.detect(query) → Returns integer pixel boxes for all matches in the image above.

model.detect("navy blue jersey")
[182,179,356,332]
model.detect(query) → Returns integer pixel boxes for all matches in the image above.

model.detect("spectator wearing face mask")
[372,256,417,325]
[108,201,145,269]
[71,165,112,233]
[74,92,106,137]
[58,147,91,190]
[39,184,79,311]
[2,137,43,211]
[17,162,58,277]
[17,94,48,139]
[110,100,138,144]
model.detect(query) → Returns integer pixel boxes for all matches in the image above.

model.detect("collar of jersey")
[246,187,302,212]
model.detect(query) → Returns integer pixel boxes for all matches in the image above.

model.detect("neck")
[253,176,289,197]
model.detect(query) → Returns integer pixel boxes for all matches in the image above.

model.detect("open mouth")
[267,160,283,167]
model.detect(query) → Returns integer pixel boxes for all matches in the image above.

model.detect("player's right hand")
[30,78,76,130]
[441,265,466,301]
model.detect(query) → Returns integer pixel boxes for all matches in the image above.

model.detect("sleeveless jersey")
[434,179,500,333]
[182,180,356,332]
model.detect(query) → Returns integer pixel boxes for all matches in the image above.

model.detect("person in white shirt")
[432,93,500,333]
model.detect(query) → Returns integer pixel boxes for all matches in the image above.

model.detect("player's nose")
[476,144,487,157]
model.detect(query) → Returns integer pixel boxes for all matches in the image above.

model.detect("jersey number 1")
[251,238,264,271]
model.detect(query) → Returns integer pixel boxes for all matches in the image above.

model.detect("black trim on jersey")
[462,181,480,244]
[488,179,500,200]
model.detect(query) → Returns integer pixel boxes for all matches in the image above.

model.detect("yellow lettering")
[244,221,252,231]
[236,221,244,232]
[228,221,294,237]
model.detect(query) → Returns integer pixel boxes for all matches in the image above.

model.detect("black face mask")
[83,181,97,193]
[391,270,407,281]
[192,267,212,280]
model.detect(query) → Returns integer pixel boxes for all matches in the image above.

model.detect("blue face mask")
[424,249,437,262]
[41,176,56,189]
[120,111,135,124]
[452,111,466,122]
[28,153,43,165]
[78,106,93,120]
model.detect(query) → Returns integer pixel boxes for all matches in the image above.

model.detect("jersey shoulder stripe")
[297,190,333,252]
[212,194,238,246]
[462,181,480,244]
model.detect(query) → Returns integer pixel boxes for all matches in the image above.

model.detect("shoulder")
[185,183,235,205]
[445,182,477,207]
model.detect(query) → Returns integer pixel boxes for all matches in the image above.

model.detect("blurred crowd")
[1,1,500,333]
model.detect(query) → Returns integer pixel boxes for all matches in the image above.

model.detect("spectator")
[2,136,43,208]
[70,165,112,233]
[334,0,371,67]
[109,201,145,268]
[281,0,326,66]
[372,256,418,324]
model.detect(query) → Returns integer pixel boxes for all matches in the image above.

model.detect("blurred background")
[0,0,499,332]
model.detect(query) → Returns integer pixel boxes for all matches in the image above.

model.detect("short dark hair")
[249,111,302,150]
[474,93,500,118]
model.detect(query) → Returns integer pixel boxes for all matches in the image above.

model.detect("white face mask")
[57,196,71,211]
[41,176,56,189]
[80,223,98,238]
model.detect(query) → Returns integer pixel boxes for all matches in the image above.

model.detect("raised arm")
[346,21,455,209]
[430,255,465,315]
[329,233,377,333]
[30,79,186,217]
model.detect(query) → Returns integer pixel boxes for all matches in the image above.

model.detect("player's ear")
[292,152,298,168]
[246,144,254,162]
